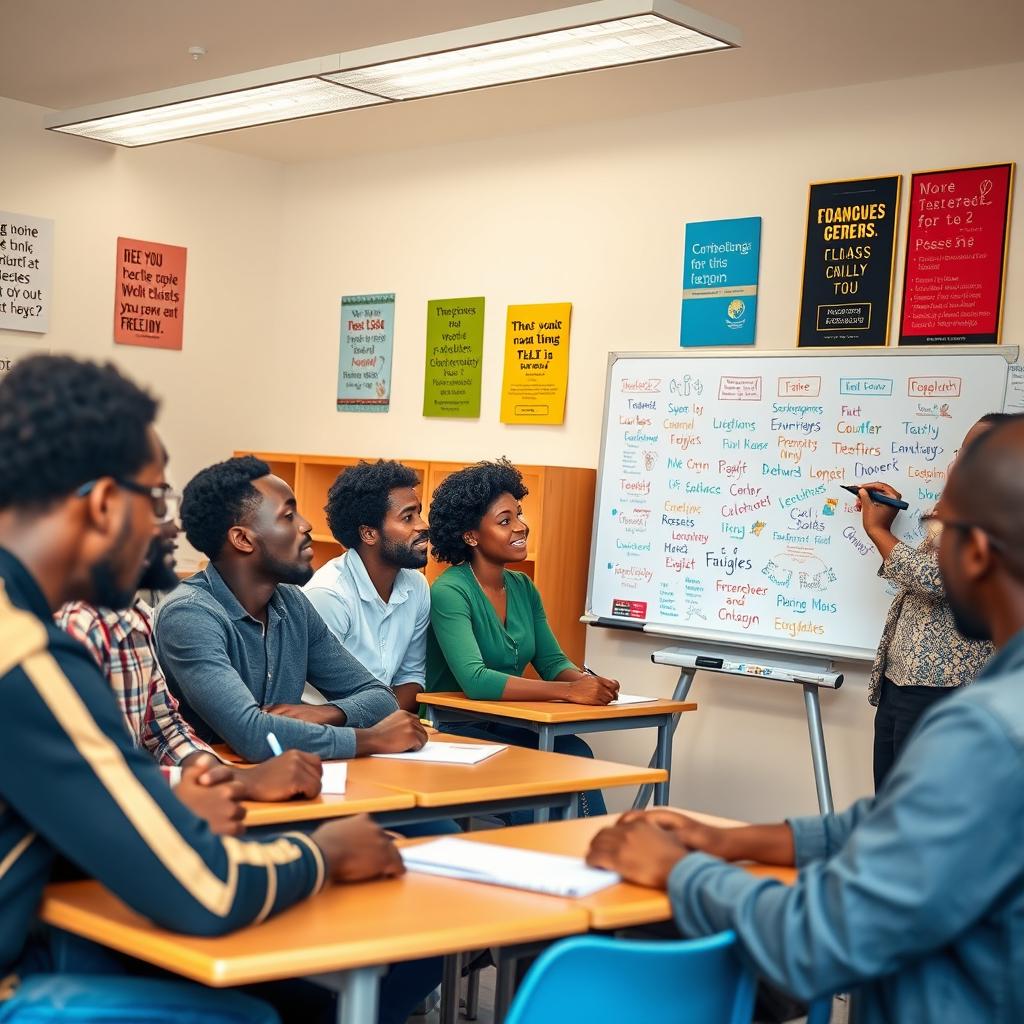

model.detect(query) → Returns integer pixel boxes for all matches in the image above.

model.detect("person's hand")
[856,481,901,536]
[618,809,726,858]
[354,710,429,755]
[566,675,619,705]
[264,703,345,726]
[311,814,405,883]
[235,750,323,801]
[174,754,246,836]
[586,816,689,889]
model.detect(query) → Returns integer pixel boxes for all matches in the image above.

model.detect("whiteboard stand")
[650,645,844,815]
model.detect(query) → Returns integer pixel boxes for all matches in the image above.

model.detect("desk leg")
[535,725,555,824]
[633,667,694,810]
[440,954,460,1024]
[310,966,384,1024]
[803,683,835,815]
[652,717,673,806]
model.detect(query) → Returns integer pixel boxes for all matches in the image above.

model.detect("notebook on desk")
[370,741,506,765]
[401,837,620,898]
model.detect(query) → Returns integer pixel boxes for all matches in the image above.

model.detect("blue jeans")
[21,929,438,1024]
[439,720,608,821]
[0,974,279,1023]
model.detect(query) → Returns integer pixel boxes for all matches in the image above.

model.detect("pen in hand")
[267,732,284,757]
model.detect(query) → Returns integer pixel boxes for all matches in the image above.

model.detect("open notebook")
[401,837,620,898]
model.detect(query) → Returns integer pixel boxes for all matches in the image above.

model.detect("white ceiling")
[2,0,1022,162]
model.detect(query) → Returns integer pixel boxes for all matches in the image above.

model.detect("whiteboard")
[587,347,1015,662]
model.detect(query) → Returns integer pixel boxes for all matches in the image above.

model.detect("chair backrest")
[505,930,757,1024]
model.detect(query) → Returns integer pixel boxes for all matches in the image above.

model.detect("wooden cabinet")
[234,452,595,665]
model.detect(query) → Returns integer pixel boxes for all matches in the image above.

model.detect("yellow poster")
[499,302,572,425]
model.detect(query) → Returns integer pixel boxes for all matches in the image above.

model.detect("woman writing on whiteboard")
[425,458,618,817]
[861,413,1010,789]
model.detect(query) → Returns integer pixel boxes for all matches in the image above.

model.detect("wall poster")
[114,237,187,350]
[500,302,572,424]
[423,297,485,418]
[899,162,1014,345]
[337,293,394,412]
[797,175,901,348]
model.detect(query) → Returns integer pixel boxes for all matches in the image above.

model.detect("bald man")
[587,417,1024,1023]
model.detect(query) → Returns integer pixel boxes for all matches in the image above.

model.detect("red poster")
[899,163,1014,345]
[113,237,187,350]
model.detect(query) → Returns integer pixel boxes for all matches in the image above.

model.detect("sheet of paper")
[401,837,620,898]
[609,693,658,705]
[320,761,348,794]
[1003,363,1024,414]
[370,741,507,765]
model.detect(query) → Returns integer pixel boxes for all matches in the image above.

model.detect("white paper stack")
[401,837,620,898]
[608,694,658,705]
[320,761,348,794]
[370,741,507,765]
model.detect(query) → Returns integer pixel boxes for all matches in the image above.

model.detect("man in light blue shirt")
[305,460,430,713]
[587,416,1024,1024]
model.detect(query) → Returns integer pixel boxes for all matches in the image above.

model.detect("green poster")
[423,296,485,418]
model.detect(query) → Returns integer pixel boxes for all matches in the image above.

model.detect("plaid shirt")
[56,598,213,766]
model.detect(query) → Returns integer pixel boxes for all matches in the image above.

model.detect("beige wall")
[2,59,1022,821]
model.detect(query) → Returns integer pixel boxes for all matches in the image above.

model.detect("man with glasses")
[0,355,406,1024]
[57,464,324,812]
[588,415,1024,1024]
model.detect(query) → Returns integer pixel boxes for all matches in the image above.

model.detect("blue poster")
[337,293,394,413]
[680,217,761,347]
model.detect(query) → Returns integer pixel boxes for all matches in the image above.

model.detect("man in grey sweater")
[155,456,427,763]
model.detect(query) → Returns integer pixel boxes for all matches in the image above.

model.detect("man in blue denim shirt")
[588,417,1024,1023]
[155,456,428,763]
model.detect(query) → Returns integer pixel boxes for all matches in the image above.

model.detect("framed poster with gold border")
[797,175,901,348]
[898,162,1014,345]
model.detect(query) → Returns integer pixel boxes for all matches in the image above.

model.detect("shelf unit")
[234,451,595,666]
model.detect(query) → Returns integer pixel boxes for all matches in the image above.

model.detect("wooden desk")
[417,812,796,930]
[243,780,414,827]
[419,692,697,809]
[347,741,666,825]
[41,874,589,1024]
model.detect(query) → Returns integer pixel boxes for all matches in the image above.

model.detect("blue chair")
[504,931,757,1024]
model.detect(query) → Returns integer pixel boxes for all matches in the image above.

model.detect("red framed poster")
[899,162,1014,345]
[113,237,187,350]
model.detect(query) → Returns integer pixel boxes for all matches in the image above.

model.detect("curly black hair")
[429,458,527,565]
[181,455,270,560]
[0,355,158,511]
[325,460,420,549]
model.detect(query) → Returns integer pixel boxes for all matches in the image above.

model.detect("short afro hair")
[181,455,269,560]
[0,355,158,511]
[325,460,421,549]
[429,458,527,565]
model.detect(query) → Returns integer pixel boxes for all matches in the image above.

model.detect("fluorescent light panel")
[51,79,385,147]
[324,15,727,100]
[46,1,738,146]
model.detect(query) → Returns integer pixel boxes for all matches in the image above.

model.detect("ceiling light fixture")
[46,0,739,147]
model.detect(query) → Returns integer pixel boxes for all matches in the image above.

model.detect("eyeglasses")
[919,512,1007,552]
[75,478,181,523]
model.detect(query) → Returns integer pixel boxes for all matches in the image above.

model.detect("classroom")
[1,2,1022,1022]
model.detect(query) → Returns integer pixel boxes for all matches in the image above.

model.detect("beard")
[257,537,315,585]
[947,589,992,642]
[89,513,139,610]
[381,531,429,569]
[136,536,181,593]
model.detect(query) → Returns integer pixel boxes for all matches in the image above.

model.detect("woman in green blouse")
[425,459,619,817]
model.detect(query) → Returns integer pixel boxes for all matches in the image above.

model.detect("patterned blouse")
[868,539,993,706]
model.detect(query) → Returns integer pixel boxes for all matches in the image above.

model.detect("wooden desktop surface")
[40,873,589,987]
[347,744,667,807]
[243,781,415,826]
[419,692,698,724]
[403,811,797,930]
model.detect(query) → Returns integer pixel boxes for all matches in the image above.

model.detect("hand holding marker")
[840,485,909,511]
